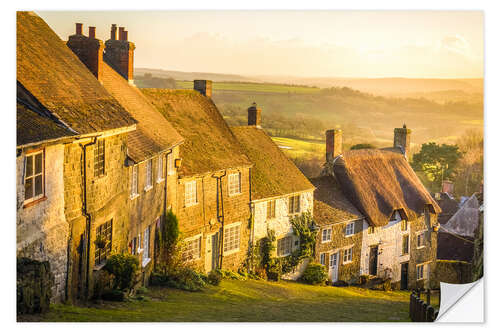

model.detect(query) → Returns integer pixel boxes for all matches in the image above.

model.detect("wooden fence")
[409,289,439,322]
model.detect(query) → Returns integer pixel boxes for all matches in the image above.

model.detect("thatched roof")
[231,126,314,199]
[17,12,136,135]
[333,149,441,227]
[142,89,252,177]
[100,63,183,163]
[17,102,75,147]
[311,175,363,226]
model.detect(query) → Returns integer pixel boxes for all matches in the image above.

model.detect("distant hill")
[135,68,261,83]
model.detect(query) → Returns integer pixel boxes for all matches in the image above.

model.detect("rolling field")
[271,136,324,159]
[176,80,321,94]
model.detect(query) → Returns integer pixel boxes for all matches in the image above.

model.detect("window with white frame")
[185,180,197,206]
[277,236,293,256]
[167,153,174,175]
[343,247,353,263]
[223,223,240,253]
[416,263,426,280]
[24,150,44,202]
[345,222,355,236]
[228,172,242,195]
[322,228,332,242]
[183,235,202,261]
[131,165,138,198]
[157,155,164,182]
[288,195,301,214]
[267,200,276,219]
[417,231,426,248]
[368,226,375,234]
[145,159,153,190]
[330,252,337,267]
[142,226,151,266]
[320,253,326,265]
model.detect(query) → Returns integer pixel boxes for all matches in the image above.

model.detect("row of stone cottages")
[16,12,441,304]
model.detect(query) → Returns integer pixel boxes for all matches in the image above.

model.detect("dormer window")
[390,210,401,222]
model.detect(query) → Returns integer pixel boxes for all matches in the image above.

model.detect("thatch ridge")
[333,149,441,226]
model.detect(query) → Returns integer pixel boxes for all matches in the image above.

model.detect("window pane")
[34,175,43,196]
[35,153,42,174]
[25,155,33,177]
[25,178,33,199]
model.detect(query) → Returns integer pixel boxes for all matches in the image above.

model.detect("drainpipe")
[212,170,227,268]
[80,136,98,300]
[163,149,173,215]
[248,168,254,273]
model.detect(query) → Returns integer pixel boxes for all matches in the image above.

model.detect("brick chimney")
[247,102,262,128]
[194,80,212,97]
[394,124,411,158]
[325,129,342,164]
[66,23,104,82]
[441,180,454,195]
[104,25,136,84]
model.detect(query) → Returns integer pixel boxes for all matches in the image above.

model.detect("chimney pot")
[248,102,262,128]
[123,30,128,41]
[194,80,212,97]
[89,26,96,39]
[75,23,83,35]
[118,27,125,41]
[325,129,343,163]
[110,24,117,40]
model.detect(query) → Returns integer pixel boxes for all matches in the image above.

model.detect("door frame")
[328,250,339,283]
[205,231,220,272]
[400,262,409,290]
[369,245,379,276]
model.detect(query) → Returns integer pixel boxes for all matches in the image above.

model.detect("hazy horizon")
[38,10,484,79]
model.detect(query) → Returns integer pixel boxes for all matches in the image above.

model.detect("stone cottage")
[66,23,184,285]
[310,175,364,284]
[231,104,315,279]
[143,84,253,273]
[17,12,138,302]
[322,127,441,289]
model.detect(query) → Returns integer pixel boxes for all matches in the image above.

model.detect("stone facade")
[64,133,130,301]
[16,144,68,302]
[315,219,363,284]
[175,167,252,273]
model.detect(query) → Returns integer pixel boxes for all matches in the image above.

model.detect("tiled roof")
[310,175,363,226]
[142,89,252,177]
[231,126,314,199]
[16,12,136,135]
[100,63,183,162]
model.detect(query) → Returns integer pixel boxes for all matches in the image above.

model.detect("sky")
[38,11,484,79]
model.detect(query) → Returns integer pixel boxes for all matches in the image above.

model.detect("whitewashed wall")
[359,212,410,282]
[16,144,68,301]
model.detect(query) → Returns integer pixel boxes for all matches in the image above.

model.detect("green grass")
[271,136,325,159]
[176,81,321,94]
[27,279,412,322]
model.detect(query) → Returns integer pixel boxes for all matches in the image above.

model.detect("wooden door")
[401,262,409,290]
[369,245,378,276]
[329,252,339,282]
[205,232,220,272]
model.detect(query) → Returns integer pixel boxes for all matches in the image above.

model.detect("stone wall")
[16,144,68,302]
[17,258,53,315]
[434,260,473,284]
[175,167,252,273]
[315,219,363,284]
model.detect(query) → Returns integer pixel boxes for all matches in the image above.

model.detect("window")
[157,155,164,182]
[402,234,409,255]
[345,222,355,236]
[24,151,44,202]
[390,210,400,222]
[329,253,337,267]
[417,232,426,248]
[417,264,426,280]
[368,226,375,234]
[223,224,241,253]
[401,219,408,231]
[185,180,197,206]
[320,253,326,265]
[289,195,301,214]
[184,235,202,261]
[322,228,332,242]
[228,172,242,195]
[131,165,138,198]
[343,247,353,263]
[267,200,276,219]
[94,139,105,177]
[167,153,174,175]
[142,226,151,266]
[277,236,293,256]
[137,232,142,253]
[145,159,153,190]
[95,220,112,266]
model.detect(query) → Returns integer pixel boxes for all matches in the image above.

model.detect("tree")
[411,142,462,192]
[454,129,483,197]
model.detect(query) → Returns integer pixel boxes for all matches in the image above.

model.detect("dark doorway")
[369,245,378,276]
[401,262,409,290]
[211,232,220,271]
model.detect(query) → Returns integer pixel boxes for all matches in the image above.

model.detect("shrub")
[301,263,327,285]
[332,280,348,287]
[150,268,206,292]
[101,289,125,302]
[103,253,139,291]
[207,270,223,286]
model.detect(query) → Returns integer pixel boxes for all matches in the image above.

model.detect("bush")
[150,268,207,292]
[301,263,327,285]
[332,280,348,287]
[103,253,139,291]
[207,270,223,286]
[101,289,125,302]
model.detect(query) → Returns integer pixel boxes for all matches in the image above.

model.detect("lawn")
[27,279,412,322]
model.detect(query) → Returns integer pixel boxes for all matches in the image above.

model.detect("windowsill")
[401,253,409,256]
[144,185,153,192]
[23,195,47,208]
[417,277,425,281]
[277,252,292,258]
[130,193,139,200]
[167,172,175,177]
[142,257,151,268]
[185,202,199,208]
[223,248,240,256]
[228,192,242,197]
[417,246,426,249]
[321,239,332,244]
[137,248,144,254]
[156,178,165,184]
[93,262,107,271]
[93,173,107,182]
[343,260,352,265]
[345,234,354,238]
